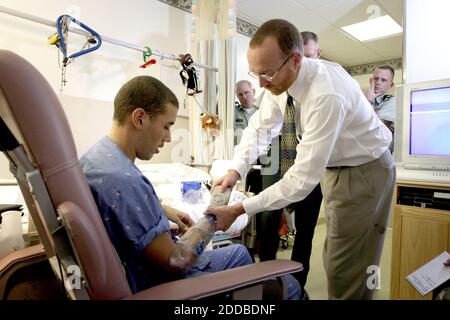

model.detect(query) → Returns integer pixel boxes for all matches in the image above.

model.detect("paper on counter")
[406,251,450,296]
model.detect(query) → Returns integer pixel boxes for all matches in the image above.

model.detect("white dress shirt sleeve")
[242,93,348,216]
[231,92,284,179]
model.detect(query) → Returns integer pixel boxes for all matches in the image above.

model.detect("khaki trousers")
[321,150,395,299]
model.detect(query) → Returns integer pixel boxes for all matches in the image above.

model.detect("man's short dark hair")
[113,76,179,125]
[250,19,303,56]
[375,65,395,80]
[300,31,318,45]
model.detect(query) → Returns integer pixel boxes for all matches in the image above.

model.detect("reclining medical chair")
[0,50,302,300]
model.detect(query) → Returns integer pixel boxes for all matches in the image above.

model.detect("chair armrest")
[0,204,23,214]
[0,244,46,276]
[0,244,47,299]
[0,204,23,224]
[125,259,302,300]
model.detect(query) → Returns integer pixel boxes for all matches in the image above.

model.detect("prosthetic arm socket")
[168,188,231,274]
[168,214,217,273]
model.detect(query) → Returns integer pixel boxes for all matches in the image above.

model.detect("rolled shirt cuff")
[242,195,263,217]
[230,159,249,181]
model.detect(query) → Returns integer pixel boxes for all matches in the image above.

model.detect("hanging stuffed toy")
[200,112,220,137]
[179,53,203,96]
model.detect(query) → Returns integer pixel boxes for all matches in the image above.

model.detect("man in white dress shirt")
[207,19,395,299]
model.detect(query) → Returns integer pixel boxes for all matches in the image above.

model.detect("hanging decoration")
[140,46,156,68]
[140,59,156,68]
[178,53,203,96]
[200,112,220,136]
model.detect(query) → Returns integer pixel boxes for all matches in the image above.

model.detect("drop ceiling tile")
[375,0,403,15]
[291,0,336,11]
[319,28,383,66]
[237,0,332,33]
[315,0,369,27]
[389,10,403,25]
[361,34,403,60]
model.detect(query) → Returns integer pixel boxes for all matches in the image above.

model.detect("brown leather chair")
[0,50,302,300]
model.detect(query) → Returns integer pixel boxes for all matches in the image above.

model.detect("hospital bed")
[0,50,302,300]
[138,162,247,248]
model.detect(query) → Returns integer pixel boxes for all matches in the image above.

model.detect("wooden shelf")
[390,180,450,300]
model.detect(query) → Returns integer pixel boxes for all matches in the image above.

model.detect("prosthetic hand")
[168,187,232,273]
[209,187,232,208]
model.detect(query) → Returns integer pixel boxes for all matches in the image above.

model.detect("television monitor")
[395,78,450,183]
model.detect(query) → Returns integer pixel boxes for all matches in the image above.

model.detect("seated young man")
[80,76,300,299]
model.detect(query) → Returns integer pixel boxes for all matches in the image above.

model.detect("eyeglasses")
[248,53,294,82]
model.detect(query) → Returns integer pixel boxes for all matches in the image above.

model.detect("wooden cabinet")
[390,181,450,300]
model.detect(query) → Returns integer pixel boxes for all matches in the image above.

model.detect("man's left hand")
[174,211,194,235]
[365,77,377,103]
[163,205,194,235]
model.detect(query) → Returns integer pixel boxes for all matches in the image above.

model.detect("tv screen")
[410,86,450,156]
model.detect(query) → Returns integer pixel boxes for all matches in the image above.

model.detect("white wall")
[58,95,190,166]
[405,0,450,83]
[236,33,263,97]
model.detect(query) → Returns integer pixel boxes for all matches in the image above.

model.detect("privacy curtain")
[189,0,236,166]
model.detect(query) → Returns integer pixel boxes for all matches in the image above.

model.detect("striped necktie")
[280,94,298,177]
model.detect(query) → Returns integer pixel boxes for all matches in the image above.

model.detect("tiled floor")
[257,221,393,300]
